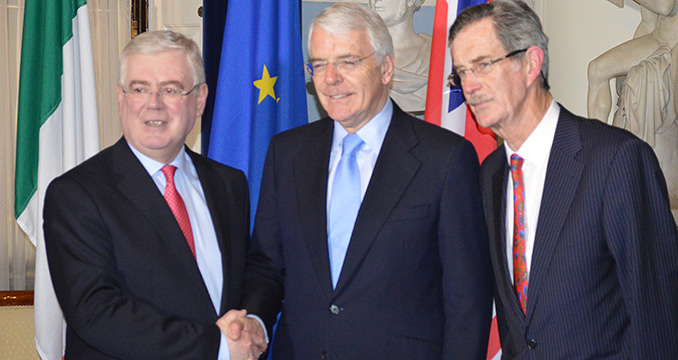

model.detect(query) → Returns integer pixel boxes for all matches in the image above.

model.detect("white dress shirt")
[129,145,231,360]
[504,100,559,283]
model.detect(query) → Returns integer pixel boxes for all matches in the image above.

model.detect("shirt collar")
[332,98,393,153]
[504,100,559,167]
[128,143,196,179]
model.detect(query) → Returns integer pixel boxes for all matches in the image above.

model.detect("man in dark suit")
[240,3,493,359]
[448,1,678,358]
[44,30,265,359]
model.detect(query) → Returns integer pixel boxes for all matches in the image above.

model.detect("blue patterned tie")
[328,133,364,289]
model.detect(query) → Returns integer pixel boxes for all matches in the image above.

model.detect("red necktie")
[510,154,528,314]
[161,165,196,258]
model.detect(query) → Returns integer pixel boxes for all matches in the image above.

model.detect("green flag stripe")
[14,0,87,217]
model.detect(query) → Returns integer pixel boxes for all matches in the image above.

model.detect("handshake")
[217,309,268,360]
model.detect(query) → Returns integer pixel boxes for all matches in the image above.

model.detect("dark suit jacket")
[44,138,250,359]
[480,105,678,359]
[243,103,493,359]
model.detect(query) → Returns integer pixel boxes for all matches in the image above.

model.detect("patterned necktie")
[161,165,196,258]
[328,133,364,289]
[510,154,528,314]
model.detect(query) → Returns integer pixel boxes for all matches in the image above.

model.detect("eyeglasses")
[304,53,375,77]
[121,84,200,104]
[448,48,528,88]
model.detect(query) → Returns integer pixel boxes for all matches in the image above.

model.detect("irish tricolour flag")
[14,0,99,358]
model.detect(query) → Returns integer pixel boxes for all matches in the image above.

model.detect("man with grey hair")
[44,30,265,359]
[449,1,678,358]
[241,2,492,358]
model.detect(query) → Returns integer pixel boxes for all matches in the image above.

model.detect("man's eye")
[478,62,492,69]
[130,87,148,94]
[162,87,180,95]
[312,62,327,71]
[457,69,468,77]
[339,59,358,68]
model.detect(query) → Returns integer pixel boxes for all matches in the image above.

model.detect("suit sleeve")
[43,175,221,360]
[602,138,678,358]
[242,140,285,335]
[438,140,494,359]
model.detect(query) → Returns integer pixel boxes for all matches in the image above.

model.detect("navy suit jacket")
[243,103,493,359]
[480,105,678,359]
[44,138,250,359]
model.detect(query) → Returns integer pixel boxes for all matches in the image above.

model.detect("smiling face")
[118,49,207,164]
[309,26,393,133]
[451,18,529,136]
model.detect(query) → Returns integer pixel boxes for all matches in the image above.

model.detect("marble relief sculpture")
[369,0,431,113]
[587,0,678,221]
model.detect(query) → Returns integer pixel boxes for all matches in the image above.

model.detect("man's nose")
[323,63,343,85]
[461,71,483,94]
[146,91,165,108]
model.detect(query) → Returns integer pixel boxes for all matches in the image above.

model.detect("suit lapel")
[484,148,527,320]
[189,149,233,314]
[526,107,583,319]
[488,152,508,264]
[294,120,335,297]
[110,139,214,311]
[334,107,420,293]
[488,151,519,304]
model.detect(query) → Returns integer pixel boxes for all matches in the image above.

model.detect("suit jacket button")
[330,304,340,315]
[527,339,537,349]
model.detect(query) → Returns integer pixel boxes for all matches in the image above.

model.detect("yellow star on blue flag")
[253,65,279,104]
[208,0,307,229]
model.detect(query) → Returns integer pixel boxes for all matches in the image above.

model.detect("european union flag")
[208,0,307,226]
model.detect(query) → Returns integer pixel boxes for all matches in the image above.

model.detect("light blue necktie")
[328,133,364,289]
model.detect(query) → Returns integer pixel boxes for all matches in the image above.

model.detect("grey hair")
[119,30,205,86]
[448,0,550,90]
[308,2,394,65]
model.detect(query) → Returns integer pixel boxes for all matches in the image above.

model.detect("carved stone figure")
[369,0,431,113]
[587,0,678,221]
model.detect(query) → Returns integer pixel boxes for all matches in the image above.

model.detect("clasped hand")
[216,309,267,360]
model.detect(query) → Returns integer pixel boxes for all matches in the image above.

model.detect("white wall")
[542,0,640,119]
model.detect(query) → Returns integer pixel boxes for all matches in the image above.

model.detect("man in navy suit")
[241,2,493,359]
[449,1,678,358]
[44,30,265,359]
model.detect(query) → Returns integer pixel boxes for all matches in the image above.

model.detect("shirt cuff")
[218,332,231,360]
[247,314,270,344]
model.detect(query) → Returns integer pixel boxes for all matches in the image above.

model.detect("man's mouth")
[145,120,167,127]
[467,96,490,107]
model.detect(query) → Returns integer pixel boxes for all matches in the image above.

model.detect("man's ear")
[196,83,209,117]
[381,53,395,85]
[525,46,544,87]
[117,83,124,115]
